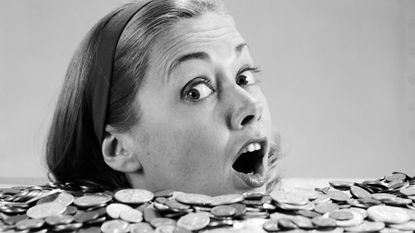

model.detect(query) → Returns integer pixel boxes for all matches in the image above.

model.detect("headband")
[88,2,150,144]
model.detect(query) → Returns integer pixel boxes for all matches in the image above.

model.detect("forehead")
[149,12,246,77]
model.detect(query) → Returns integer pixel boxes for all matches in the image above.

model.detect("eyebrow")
[167,42,248,77]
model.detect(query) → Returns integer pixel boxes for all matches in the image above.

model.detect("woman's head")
[47,0,276,195]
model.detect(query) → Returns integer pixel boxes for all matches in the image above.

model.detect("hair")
[46,0,281,192]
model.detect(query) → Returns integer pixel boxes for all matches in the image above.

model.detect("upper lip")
[232,136,269,166]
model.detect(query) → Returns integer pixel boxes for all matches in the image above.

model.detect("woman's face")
[127,12,272,195]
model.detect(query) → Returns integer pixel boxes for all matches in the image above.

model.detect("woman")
[46,0,280,196]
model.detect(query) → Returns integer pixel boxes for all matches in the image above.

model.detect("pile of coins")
[1,172,415,233]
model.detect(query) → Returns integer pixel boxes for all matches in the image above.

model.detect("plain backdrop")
[1,0,414,182]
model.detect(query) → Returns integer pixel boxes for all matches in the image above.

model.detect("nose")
[229,89,264,130]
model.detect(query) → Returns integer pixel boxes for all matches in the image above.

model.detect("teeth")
[245,142,261,153]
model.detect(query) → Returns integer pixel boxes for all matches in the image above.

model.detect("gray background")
[1,0,414,182]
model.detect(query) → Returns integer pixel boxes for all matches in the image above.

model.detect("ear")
[102,125,142,173]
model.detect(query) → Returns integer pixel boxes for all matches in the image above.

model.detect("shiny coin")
[101,220,129,233]
[345,221,385,232]
[54,192,75,206]
[371,193,396,201]
[277,218,297,229]
[400,187,415,196]
[313,195,331,204]
[154,224,175,233]
[383,197,412,206]
[211,205,236,217]
[297,210,321,218]
[120,208,143,223]
[27,202,66,219]
[211,194,244,206]
[327,190,350,202]
[79,226,102,233]
[243,191,264,200]
[329,180,354,189]
[175,192,212,206]
[314,202,339,214]
[53,222,83,231]
[115,189,154,204]
[154,189,174,198]
[291,216,314,229]
[150,218,176,228]
[386,173,407,182]
[229,203,246,216]
[129,222,154,233]
[74,193,112,207]
[165,199,191,211]
[64,205,78,215]
[177,212,210,231]
[311,216,337,228]
[367,205,411,224]
[350,186,372,199]
[3,214,28,225]
[74,210,101,223]
[45,215,74,225]
[389,221,415,231]
[328,210,354,221]
[106,203,133,219]
[15,218,45,230]
[278,202,315,211]
[270,191,308,205]
[330,209,364,227]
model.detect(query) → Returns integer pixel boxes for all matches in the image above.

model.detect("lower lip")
[232,170,265,188]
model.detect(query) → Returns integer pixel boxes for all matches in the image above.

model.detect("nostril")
[240,115,254,127]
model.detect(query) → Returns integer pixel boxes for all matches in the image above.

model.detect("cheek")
[136,114,228,177]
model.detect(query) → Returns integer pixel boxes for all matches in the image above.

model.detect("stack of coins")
[1,172,415,232]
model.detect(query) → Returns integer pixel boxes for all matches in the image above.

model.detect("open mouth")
[232,139,267,188]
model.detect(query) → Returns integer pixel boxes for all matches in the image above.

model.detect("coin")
[371,193,396,201]
[291,216,313,229]
[54,192,75,206]
[106,203,133,219]
[15,218,44,230]
[115,189,154,204]
[74,210,101,223]
[367,205,411,224]
[345,221,385,232]
[27,202,66,219]
[311,216,337,228]
[328,210,353,221]
[270,191,308,206]
[174,192,212,206]
[329,180,354,189]
[211,205,236,217]
[389,221,415,231]
[177,212,210,231]
[277,218,297,229]
[327,190,350,202]
[100,220,129,233]
[53,222,83,231]
[150,218,176,228]
[154,224,175,233]
[74,194,112,207]
[330,209,364,227]
[211,194,244,206]
[350,186,372,199]
[400,187,415,196]
[45,215,74,225]
[120,208,143,223]
[314,203,339,214]
[128,222,154,233]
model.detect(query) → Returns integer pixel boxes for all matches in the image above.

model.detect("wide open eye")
[182,78,215,102]
[236,66,261,86]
